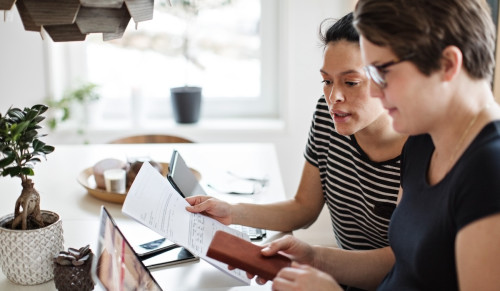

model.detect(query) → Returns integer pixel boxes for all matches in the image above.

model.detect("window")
[46,0,279,129]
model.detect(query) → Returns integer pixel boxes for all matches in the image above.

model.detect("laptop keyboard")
[230,225,266,241]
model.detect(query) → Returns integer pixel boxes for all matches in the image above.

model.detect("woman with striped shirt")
[186,12,406,255]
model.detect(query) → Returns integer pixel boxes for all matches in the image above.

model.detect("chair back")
[109,134,193,144]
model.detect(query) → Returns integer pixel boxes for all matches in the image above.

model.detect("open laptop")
[92,206,163,291]
[168,150,266,241]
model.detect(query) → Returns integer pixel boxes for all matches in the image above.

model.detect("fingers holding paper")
[185,195,233,225]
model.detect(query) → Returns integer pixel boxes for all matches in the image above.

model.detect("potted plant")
[0,104,64,285]
[45,82,100,135]
[164,0,233,124]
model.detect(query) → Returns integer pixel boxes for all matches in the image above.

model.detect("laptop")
[92,206,163,291]
[168,150,266,241]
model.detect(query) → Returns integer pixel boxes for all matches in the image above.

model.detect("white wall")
[0,1,355,197]
[0,10,47,109]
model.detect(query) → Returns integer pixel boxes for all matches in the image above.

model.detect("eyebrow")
[320,69,362,76]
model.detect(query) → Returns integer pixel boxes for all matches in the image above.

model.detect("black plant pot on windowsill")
[170,86,202,124]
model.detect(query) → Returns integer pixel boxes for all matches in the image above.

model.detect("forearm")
[231,199,320,232]
[312,246,394,290]
[230,161,325,231]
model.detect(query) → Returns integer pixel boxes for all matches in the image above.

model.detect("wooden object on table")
[77,162,201,204]
[109,134,194,144]
[207,230,291,281]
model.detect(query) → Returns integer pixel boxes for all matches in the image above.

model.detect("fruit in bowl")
[126,160,163,188]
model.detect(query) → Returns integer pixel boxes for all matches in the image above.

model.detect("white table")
[0,143,287,291]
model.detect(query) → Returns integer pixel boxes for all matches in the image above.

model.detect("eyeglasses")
[364,55,414,88]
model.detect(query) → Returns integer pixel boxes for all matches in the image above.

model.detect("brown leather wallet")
[206,230,291,281]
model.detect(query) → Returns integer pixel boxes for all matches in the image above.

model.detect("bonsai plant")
[0,104,64,285]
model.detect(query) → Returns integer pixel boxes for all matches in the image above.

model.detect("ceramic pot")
[0,210,64,285]
[170,86,202,124]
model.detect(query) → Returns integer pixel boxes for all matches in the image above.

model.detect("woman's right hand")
[247,235,317,285]
[185,195,233,225]
[262,235,316,265]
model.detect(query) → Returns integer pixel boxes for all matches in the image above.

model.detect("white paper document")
[122,162,251,284]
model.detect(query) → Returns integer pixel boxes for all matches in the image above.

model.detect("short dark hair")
[319,12,359,49]
[353,0,496,81]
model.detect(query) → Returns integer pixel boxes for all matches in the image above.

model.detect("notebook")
[92,206,163,291]
[207,230,291,281]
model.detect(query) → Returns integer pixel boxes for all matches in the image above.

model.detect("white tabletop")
[0,143,287,291]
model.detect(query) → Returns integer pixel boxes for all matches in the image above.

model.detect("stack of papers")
[122,162,251,284]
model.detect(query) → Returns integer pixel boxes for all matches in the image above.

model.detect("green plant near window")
[45,82,101,132]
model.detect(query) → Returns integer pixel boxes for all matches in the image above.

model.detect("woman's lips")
[331,110,351,123]
[386,107,398,116]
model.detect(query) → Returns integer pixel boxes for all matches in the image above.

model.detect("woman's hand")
[185,195,233,225]
[262,235,316,265]
[272,262,342,291]
[248,235,318,285]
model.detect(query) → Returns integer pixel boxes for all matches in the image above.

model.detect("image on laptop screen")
[92,206,163,291]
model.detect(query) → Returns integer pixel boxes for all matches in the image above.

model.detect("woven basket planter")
[0,211,64,285]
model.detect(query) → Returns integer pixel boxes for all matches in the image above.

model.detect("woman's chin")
[334,125,355,136]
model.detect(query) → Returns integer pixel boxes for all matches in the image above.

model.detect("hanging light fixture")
[0,0,162,42]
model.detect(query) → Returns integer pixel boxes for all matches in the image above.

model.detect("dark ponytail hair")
[319,12,359,49]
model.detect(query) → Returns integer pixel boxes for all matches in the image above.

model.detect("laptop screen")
[92,206,163,291]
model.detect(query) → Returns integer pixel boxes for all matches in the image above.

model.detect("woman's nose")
[327,87,345,103]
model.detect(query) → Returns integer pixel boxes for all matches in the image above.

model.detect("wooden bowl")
[77,162,201,204]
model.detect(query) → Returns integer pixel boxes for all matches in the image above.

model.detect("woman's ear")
[440,45,463,81]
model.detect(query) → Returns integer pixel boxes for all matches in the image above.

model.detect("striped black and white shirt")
[304,96,400,250]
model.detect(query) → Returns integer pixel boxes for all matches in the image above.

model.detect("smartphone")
[168,150,207,198]
[134,237,179,258]
[142,247,199,269]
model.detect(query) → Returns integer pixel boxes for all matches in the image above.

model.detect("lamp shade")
[2,0,160,42]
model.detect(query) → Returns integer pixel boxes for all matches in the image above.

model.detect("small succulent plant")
[53,245,94,291]
[54,245,92,267]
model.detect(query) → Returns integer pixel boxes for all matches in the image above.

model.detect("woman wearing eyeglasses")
[186,11,406,268]
[249,0,500,290]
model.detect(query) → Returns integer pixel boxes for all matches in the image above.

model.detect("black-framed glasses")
[364,55,414,88]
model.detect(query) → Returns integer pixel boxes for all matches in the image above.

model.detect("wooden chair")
[108,134,194,144]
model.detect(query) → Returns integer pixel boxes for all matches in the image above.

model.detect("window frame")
[43,0,280,125]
